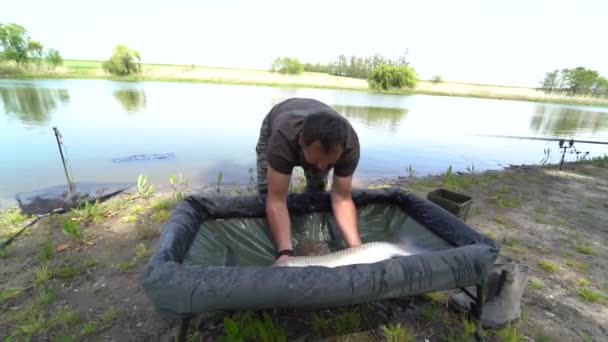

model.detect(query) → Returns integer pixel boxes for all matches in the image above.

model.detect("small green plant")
[83,321,96,335]
[135,243,152,259]
[492,215,515,227]
[52,266,81,279]
[37,240,55,262]
[137,174,155,198]
[405,164,416,177]
[35,265,53,285]
[36,288,56,306]
[565,259,590,272]
[121,215,137,223]
[221,311,286,342]
[151,198,175,211]
[101,307,120,323]
[420,305,435,321]
[533,206,547,214]
[501,236,517,247]
[169,172,188,201]
[14,312,49,335]
[1,207,27,225]
[0,287,24,303]
[53,307,81,329]
[472,207,482,216]
[73,199,105,224]
[216,171,224,193]
[61,218,82,243]
[102,196,132,213]
[311,307,363,336]
[538,260,559,273]
[536,245,550,254]
[577,287,604,303]
[117,259,136,271]
[578,278,590,286]
[230,182,242,196]
[425,291,447,304]
[491,187,521,208]
[84,258,99,267]
[556,217,568,226]
[444,318,476,342]
[590,153,608,167]
[533,216,547,224]
[496,323,523,342]
[529,280,544,289]
[151,209,170,222]
[441,165,472,189]
[466,162,477,175]
[381,322,414,342]
[1,245,15,259]
[575,243,596,255]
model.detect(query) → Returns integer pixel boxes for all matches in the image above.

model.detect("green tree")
[431,75,443,84]
[540,70,559,93]
[270,57,303,75]
[45,48,63,66]
[368,64,417,91]
[27,40,44,60]
[102,44,142,76]
[0,23,31,64]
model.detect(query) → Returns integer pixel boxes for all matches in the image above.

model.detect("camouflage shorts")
[255,114,328,194]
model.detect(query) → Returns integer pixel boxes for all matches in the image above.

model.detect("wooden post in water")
[52,126,75,193]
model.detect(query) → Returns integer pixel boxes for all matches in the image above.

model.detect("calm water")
[1,79,608,207]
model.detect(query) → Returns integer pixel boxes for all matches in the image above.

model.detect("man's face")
[300,139,343,172]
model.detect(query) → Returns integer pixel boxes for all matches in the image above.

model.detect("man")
[255,97,362,264]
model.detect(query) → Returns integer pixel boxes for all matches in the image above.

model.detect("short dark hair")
[301,112,348,153]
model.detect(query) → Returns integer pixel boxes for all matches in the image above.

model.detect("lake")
[1,79,608,208]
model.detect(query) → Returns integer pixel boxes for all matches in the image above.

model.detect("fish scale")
[274,241,413,268]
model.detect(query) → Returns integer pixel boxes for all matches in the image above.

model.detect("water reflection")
[333,104,408,131]
[113,89,147,113]
[0,86,70,125]
[530,105,608,136]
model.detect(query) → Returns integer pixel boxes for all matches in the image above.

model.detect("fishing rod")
[475,134,608,145]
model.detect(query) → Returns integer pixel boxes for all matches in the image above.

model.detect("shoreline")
[1,160,607,340]
[3,60,608,107]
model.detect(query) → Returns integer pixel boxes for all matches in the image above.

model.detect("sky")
[1,0,606,87]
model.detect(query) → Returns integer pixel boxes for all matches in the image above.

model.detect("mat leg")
[177,317,192,342]
[473,283,485,342]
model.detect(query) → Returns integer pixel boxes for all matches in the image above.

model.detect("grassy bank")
[4,59,608,107]
[1,157,607,341]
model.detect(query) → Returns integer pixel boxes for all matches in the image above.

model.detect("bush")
[368,64,417,91]
[270,57,303,75]
[102,44,141,76]
[431,75,442,84]
[45,48,62,66]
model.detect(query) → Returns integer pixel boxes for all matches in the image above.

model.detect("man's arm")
[331,174,361,247]
[266,165,293,257]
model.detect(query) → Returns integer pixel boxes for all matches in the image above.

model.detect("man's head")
[298,112,348,171]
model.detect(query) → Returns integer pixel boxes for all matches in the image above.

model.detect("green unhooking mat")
[143,188,500,318]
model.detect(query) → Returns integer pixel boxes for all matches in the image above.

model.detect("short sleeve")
[265,133,296,175]
[333,133,360,177]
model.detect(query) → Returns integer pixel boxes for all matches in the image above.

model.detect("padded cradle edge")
[143,187,500,318]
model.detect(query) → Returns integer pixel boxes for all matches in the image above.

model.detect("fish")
[273,241,414,268]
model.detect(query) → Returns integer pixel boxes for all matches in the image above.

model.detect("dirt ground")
[1,160,607,341]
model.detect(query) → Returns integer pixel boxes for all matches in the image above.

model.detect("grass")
[578,278,590,286]
[0,207,28,225]
[83,321,96,335]
[533,206,547,214]
[151,198,176,211]
[0,287,24,303]
[135,243,152,259]
[0,245,15,259]
[425,291,448,304]
[36,288,56,306]
[137,174,155,198]
[71,199,105,225]
[444,318,477,342]
[538,260,559,273]
[221,311,287,342]
[311,307,364,336]
[53,307,81,329]
[577,287,605,303]
[121,215,137,223]
[101,307,121,323]
[575,243,596,255]
[150,209,171,222]
[492,215,516,227]
[555,217,568,226]
[533,216,548,224]
[381,322,414,342]
[52,265,81,279]
[441,166,473,190]
[35,265,53,285]
[117,259,137,271]
[102,196,133,213]
[61,218,82,243]
[136,217,159,240]
[529,280,544,289]
[496,323,523,342]
[420,305,435,321]
[501,236,518,247]
[491,186,522,208]
[565,259,590,272]
[37,240,55,262]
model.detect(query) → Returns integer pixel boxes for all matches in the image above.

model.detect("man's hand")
[331,174,361,247]
[266,165,293,252]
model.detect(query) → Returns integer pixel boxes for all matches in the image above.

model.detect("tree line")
[0,22,63,67]
[540,67,608,98]
[270,52,418,91]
